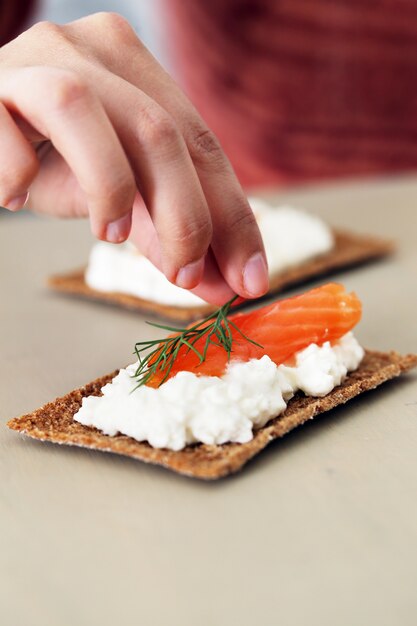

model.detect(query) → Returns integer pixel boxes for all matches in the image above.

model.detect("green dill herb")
[132,295,263,390]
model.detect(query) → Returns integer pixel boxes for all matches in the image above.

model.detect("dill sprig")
[132,295,263,389]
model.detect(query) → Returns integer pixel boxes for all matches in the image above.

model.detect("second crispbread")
[7,350,416,480]
[48,229,394,322]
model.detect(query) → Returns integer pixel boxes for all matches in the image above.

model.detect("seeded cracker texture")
[7,351,417,480]
[47,230,394,322]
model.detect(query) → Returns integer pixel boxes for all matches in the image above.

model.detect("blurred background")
[2,0,417,190]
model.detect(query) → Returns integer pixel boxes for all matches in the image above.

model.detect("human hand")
[0,13,268,304]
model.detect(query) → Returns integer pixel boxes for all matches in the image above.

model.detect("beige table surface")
[1,176,417,626]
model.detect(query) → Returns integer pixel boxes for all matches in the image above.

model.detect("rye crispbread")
[48,229,394,322]
[7,350,416,480]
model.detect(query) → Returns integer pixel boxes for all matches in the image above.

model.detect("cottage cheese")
[85,200,334,307]
[74,333,364,451]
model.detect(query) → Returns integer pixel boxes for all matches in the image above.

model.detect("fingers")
[42,16,214,286]
[102,80,213,287]
[0,66,136,242]
[92,38,269,298]
[0,102,38,211]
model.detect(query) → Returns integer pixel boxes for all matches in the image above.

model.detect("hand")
[0,13,269,304]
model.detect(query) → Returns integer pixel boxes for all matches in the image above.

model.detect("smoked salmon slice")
[148,283,362,385]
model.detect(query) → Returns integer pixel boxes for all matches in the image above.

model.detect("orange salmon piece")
[149,283,362,385]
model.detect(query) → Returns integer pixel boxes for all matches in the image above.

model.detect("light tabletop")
[1,176,416,626]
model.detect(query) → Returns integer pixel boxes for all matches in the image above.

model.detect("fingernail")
[106,212,132,243]
[243,252,269,297]
[176,258,205,289]
[4,192,29,212]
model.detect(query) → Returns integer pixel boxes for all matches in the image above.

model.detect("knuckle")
[140,108,180,147]
[46,71,90,111]
[188,127,224,165]
[170,215,212,252]
[227,207,258,234]
[27,20,63,40]
[99,172,135,206]
[90,12,135,43]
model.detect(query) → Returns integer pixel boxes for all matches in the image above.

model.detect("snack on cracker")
[48,202,394,321]
[8,284,415,479]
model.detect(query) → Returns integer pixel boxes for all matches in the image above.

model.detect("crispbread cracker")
[48,229,394,322]
[7,350,416,479]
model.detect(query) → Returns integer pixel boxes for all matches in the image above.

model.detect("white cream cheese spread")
[74,333,364,451]
[85,200,334,307]
[86,242,203,307]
